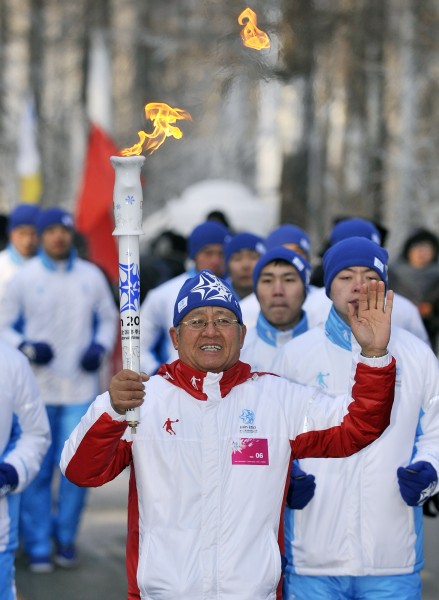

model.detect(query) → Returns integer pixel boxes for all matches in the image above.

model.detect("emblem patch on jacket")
[239,408,258,434]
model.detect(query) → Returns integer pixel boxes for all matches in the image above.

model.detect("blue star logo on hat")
[174,269,243,325]
[190,272,233,303]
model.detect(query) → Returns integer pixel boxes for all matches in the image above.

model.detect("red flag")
[75,123,119,284]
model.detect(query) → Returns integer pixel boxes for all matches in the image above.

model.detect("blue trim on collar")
[325,304,352,351]
[7,244,26,266]
[256,311,308,348]
[39,248,77,272]
[186,267,197,277]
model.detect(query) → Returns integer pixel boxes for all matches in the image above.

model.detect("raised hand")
[347,280,394,357]
[109,369,149,415]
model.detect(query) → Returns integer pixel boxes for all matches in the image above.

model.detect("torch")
[112,102,192,432]
[112,155,145,433]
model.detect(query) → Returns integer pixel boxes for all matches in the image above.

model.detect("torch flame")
[238,7,270,50]
[121,102,192,156]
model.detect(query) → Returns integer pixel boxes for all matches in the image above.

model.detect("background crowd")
[0,203,438,599]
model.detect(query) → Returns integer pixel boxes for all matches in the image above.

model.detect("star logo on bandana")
[190,272,233,303]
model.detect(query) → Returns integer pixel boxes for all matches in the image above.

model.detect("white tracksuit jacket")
[0,341,51,554]
[272,309,439,577]
[241,311,308,372]
[60,357,395,599]
[0,245,31,305]
[0,252,118,405]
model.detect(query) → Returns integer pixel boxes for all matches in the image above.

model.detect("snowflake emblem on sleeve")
[119,262,140,312]
[189,272,233,302]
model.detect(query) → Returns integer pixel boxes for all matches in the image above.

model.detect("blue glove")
[0,463,18,497]
[19,341,54,365]
[80,342,106,372]
[397,461,438,506]
[286,461,316,510]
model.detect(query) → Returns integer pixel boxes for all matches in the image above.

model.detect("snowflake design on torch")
[115,203,121,210]
[119,262,140,313]
[125,195,135,205]
[189,272,233,302]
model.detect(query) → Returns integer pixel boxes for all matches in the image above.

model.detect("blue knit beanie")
[8,204,41,232]
[224,232,266,264]
[252,247,311,296]
[36,208,74,235]
[265,224,311,257]
[188,221,230,260]
[323,237,388,297]
[173,270,242,326]
[329,218,382,247]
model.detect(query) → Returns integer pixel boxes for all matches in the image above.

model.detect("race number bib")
[231,438,269,465]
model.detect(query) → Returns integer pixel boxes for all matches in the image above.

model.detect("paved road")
[16,470,439,599]
[16,472,129,600]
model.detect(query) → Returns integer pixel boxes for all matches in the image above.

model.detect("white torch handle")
[118,236,141,374]
[117,235,141,429]
[111,155,146,433]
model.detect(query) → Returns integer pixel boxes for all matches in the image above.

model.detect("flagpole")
[111,155,145,433]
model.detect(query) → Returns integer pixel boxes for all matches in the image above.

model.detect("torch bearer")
[111,155,145,433]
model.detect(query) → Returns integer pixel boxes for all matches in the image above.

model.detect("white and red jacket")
[60,356,395,600]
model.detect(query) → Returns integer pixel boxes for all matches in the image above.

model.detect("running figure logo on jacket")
[316,372,330,389]
[163,418,179,435]
[191,376,201,390]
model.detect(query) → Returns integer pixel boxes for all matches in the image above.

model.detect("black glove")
[80,342,106,372]
[19,341,54,365]
[286,461,316,510]
[0,463,18,497]
[397,461,438,506]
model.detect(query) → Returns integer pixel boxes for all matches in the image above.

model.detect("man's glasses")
[180,317,239,330]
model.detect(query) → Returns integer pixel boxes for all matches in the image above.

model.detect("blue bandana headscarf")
[173,270,243,326]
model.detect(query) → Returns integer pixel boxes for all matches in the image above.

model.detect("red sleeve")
[127,465,141,600]
[291,358,396,459]
[65,413,132,486]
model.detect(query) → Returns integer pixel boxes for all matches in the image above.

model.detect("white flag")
[16,95,42,204]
